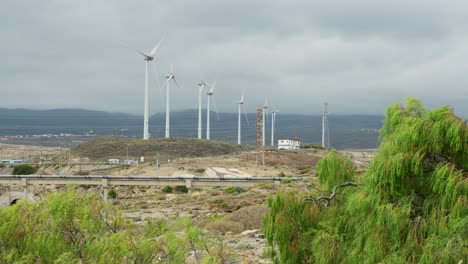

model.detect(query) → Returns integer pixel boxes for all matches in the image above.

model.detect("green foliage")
[277,171,286,177]
[162,186,173,193]
[0,188,237,263]
[12,164,37,175]
[174,185,188,193]
[316,149,355,191]
[303,144,325,150]
[281,178,292,184]
[212,198,229,209]
[223,186,246,194]
[264,98,468,263]
[108,188,117,199]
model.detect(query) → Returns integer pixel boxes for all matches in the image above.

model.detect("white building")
[277,138,302,150]
[108,159,120,165]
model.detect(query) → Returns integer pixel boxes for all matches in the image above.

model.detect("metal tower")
[322,102,330,149]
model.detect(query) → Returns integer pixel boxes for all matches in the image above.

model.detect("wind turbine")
[262,99,268,146]
[162,64,181,138]
[234,90,249,145]
[206,82,220,140]
[135,33,166,140]
[197,80,209,139]
[271,107,279,147]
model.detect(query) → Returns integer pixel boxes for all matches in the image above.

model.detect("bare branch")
[304,182,357,207]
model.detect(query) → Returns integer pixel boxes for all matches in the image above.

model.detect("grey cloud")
[0,0,467,116]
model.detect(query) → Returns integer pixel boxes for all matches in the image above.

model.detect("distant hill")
[0,108,383,149]
[72,137,248,161]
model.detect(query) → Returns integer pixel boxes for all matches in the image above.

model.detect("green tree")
[263,98,467,263]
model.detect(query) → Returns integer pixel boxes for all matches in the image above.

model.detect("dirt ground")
[0,143,374,263]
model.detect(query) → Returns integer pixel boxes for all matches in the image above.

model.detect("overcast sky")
[1,0,467,116]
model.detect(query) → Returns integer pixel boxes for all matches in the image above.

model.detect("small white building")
[277,138,302,150]
[108,159,120,165]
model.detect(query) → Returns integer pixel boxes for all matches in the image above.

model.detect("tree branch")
[304,182,357,207]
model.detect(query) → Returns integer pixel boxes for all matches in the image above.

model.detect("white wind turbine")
[234,90,249,145]
[206,82,220,140]
[262,99,268,146]
[271,106,279,147]
[135,33,166,140]
[197,80,209,139]
[162,64,181,138]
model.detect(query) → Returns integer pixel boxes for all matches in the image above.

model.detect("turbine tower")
[135,34,166,140]
[262,99,268,146]
[322,102,330,149]
[206,82,219,140]
[197,81,208,139]
[162,64,181,138]
[271,107,279,147]
[235,90,249,145]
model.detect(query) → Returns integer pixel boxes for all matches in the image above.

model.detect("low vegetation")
[12,164,37,175]
[263,98,467,263]
[72,137,248,161]
[0,188,237,263]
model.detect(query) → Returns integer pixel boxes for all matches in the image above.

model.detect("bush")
[223,187,245,194]
[281,179,292,184]
[13,164,37,175]
[174,185,188,193]
[212,198,229,209]
[162,186,173,193]
[205,220,243,235]
[0,163,5,168]
[108,189,117,199]
[277,171,285,177]
[227,205,268,230]
[303,144,324,150]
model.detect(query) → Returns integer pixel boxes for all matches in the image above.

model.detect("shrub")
[281,179,292,184]
[162,186,173,193]
[277,171,285,177]
[0,163,5,168]
[13,164,37,175]
[108,189,117,199]
[174,185,188,193]
[227,205,268,230]
[303,144,324,150]
[223,187,245,194]
[212,198,229,209]
[205,220,243,235]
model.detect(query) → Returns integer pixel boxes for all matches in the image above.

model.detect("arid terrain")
[0,139,374,262]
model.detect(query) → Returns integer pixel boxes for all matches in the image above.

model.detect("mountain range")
[0,108,383,149]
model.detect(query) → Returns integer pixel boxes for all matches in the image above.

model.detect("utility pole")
[155,153,160,177]
[59,147,62,176]
[256,107,264,176]
[126,144,129,161]
[322,102,330,149]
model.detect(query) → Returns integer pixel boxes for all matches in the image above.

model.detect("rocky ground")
[0,142,375,263]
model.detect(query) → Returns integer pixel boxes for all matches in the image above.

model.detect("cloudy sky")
[1,0,467,116]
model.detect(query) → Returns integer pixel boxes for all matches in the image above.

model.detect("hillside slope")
[72,137,249,161]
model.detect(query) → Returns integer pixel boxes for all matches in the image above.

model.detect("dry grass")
[205,205,268,234]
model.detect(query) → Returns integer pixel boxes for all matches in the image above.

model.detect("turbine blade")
[212,96,220,120]
[136,49,151,58]
[173,78,181,89]
[170,64,174,74]
[243,105,250,126]
[161,77,171,89]
[150,32,167,56]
